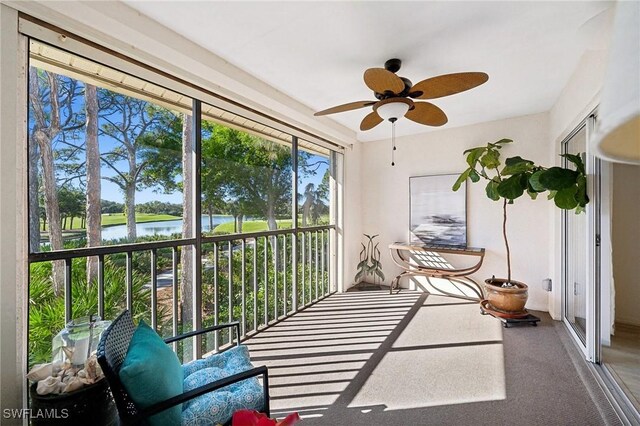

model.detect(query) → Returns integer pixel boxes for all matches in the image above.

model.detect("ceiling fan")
[314,59,489,131]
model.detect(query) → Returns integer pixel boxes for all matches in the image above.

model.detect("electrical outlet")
[542,278,552,292]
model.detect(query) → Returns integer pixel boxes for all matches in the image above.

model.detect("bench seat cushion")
[181,345,263,425]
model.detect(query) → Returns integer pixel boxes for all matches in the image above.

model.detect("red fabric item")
[277,412,301,426]
[232,410,301,426]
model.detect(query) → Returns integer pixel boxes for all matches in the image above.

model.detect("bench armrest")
[164,321,241,345]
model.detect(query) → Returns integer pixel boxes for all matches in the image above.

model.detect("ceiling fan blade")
[363,68,405,94]
[360,111,383,131]
[405,102,448,126]
[314,101,376,116]
[411,72,489,99]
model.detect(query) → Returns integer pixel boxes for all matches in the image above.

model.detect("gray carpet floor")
[244,291,620,426]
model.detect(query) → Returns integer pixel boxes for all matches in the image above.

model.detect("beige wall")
[341,143,363,291]
[548,47,609,321]
[549,50,608,143]
[0,3,28,413]
[612,163,640,326]
[358,113,554,311]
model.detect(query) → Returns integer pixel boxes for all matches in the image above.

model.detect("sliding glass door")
[562,115,640,421]
[562,115,600,361]
[563,125,588,342]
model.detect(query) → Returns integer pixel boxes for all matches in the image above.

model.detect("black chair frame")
[97,310,270,425]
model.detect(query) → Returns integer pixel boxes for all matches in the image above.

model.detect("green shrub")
[28,258,170,368]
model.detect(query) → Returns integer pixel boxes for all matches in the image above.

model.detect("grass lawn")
[100,213,179,227]
[213,219,293,233]
[41,213,181,231]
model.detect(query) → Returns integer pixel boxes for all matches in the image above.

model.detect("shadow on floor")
[244,291,617,426]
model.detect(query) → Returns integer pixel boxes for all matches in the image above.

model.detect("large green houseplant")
[453,138,588,314]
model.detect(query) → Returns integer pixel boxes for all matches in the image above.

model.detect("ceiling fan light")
[376,101,410,121]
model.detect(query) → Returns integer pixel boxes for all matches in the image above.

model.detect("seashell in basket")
[26,363,53,382]
[36,376,65,395]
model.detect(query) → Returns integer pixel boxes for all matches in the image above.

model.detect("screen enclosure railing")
[28,225,335,360]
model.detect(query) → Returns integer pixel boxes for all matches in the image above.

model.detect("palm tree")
[301,183,316,226]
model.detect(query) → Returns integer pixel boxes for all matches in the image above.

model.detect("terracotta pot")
[484,278,528,314]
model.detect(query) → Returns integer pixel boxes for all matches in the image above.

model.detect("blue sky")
[30,69,329,211]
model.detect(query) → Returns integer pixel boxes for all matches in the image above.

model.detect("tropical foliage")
[28,258,165,367]
[29,231,329,368]
[453,138,588,284]
[201,123,294,233]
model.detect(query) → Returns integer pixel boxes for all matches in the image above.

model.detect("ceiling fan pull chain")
[391,120,396,166]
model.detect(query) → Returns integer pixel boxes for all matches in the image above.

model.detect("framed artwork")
[409,174,467,247]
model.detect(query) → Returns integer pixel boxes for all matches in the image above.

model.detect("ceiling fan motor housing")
[374,78,414,100]
[375,60,413,99]
[384,58,402,73]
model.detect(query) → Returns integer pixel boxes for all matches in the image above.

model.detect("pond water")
[100,214,237,241]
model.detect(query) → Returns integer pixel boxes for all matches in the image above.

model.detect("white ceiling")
[124,1,612,142]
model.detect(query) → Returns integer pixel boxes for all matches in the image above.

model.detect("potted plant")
[453,138,588,314]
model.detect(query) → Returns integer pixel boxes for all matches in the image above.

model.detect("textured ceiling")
[125,1,613,142]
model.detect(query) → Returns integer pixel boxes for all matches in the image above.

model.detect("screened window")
[297,144,331,227]
[200,107,294,235]
[25,34,341,368]
[28,40,193,252]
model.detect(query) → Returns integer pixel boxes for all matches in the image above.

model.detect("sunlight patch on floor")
[347,295,506,410]
[271,406,329,420]
[250,351,374,412]
[248,341,383,357]
[393,298,503,348]
[270,371,358,387]
[252,352,371,369]
[269,383,346,411]
[348,343,506,410]
[248,335,387,351]
[244,291,424,416]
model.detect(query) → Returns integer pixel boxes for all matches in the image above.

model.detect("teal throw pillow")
[119,320,183,426]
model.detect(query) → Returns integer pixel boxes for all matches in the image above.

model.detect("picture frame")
[409,174,467,247]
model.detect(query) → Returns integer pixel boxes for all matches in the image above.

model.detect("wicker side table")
[29,378,118,425]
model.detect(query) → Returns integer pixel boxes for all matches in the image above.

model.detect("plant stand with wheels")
[480,300,541,328]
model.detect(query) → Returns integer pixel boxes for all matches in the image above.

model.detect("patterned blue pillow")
[182,387,232,426]
[181,383,263,426]
[182,345,252,378]
[182,367,225,411]
[182,366,264,425]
